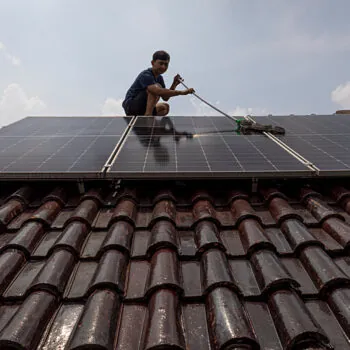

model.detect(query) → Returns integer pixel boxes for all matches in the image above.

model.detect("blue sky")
[0,0,350,126]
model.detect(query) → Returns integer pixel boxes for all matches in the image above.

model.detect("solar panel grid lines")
[252,114,350,175]
[3,114,349,180]
[208,116,244,171]
[107,116,312,178]
[190,116,212,172]
[0,116,133,179]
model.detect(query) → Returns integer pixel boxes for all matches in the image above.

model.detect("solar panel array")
[0,117,131,178]
[107,116,312,178]
[252,114,350,175]
[1,114,350,180]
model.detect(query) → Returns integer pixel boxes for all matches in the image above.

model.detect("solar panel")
[0,116,131,136]
[106,116,312,178]
[0,116,132,179]
[252,114,350,135]
[252,114,350,175]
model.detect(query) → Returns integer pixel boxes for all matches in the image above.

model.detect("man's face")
[152,59,169,74]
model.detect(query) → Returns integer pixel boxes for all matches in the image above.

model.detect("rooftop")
[1,179,350,349]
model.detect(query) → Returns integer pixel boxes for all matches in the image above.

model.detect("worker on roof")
[122,50,195,116]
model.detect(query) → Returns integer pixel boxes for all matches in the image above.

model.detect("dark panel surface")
[108,116,311,178]
[0,116,132,136]
[0,117,132,178]
[253,114,350,174]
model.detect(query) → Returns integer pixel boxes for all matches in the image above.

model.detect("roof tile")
[0,199,25,232]
[206,287,259,349]
[0,291,57,350]
[322,217,350,248]
[181,261,202,298]
[250,249,300,294]
[38,303,83,349]
[1,181,350,348]
[29,249,75,296]
[4,222,45,257]
[231,198,261,226]
[238,219,275,256]
[182,303,211,350]
[66,198,100,227]
[201,249,238,294]
[100,220,133,255]
[300,246,350,296]
[144,289,185,350]
[304,192,345,223]
[65,261,97,299]
[88,250,127,294]
[81,230,106,258]
[263,228,293,254]
[147,248,181,296]
[281,257,318,295]
[67,289,120,349]
[125,260,150,300]
[280,219,322,252]
[28,200,63,227]
[4,260,45,299]
[32,230,62,257]
[229,259,261,297]
[151,199,176,225]
[245,301,283,349]
[7,186,33,206]
[110,198,137,226]
[306,300,350,350]
[268,289,330,348]
[220,229,245,256]
[148,221,178,256]
[0,250,26,294]
[116,304,147,349]
[193,199,218,225]
[328,288,350,337]
[194,220,224,254]
[50,221,89,257]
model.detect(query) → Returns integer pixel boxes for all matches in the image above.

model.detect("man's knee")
[147,83,162,97]
[165,103,170,114]
[157,103,169,116]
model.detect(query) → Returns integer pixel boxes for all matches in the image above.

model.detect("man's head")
[151,50,170,75]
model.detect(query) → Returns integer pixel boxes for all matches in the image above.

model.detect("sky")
[0,0,350,127]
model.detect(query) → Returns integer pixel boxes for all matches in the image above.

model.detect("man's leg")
[145,83,169,116]
[155,102,170,116]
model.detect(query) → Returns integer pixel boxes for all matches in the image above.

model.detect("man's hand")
[172,74,182,87]
[181,88,195,95]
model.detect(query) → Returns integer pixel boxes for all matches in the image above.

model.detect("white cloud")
[101,97,125,116]
[0,84,46,127]
[331,82,350,108]
[0,41,21,66]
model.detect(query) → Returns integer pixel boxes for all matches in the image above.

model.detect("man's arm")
[147,84,194,99]
[162,74,182,101]
[162,81,178,101]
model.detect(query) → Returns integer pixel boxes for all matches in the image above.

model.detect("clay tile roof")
[1,180,350,349]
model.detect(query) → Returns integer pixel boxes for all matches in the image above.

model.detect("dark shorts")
[123,90,157,116]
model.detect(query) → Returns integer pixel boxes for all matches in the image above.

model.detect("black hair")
[153,50,170,61]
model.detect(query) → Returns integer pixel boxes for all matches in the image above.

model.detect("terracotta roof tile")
[0,181,350,348]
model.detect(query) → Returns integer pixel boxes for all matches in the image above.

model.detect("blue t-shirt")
[122,68,166,109]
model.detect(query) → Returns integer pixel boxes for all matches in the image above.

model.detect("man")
[122,50,195,116]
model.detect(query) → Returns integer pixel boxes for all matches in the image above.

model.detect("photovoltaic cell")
[252,114,350,175]
[252,114,350,135]
[0,116,132,178]
[107,116,312,178]
[0,116,132,136]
